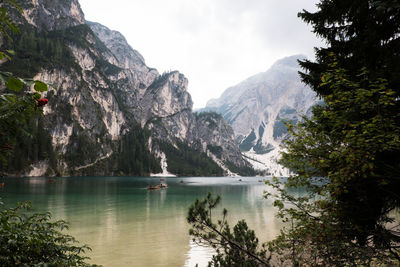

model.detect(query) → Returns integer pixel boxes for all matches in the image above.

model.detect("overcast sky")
[79,0,323,108]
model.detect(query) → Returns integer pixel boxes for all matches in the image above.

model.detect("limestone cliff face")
[204,55,318,176]
[87,22,147,71]
[193,113,245,168]
[1,0,248,176]
[89,22,246,169]
[20,0,85,31]
[141,72,247,168]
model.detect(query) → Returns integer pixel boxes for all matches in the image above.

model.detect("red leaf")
[37,98,49,107]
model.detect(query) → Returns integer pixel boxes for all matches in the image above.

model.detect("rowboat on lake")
[147,183,168,190]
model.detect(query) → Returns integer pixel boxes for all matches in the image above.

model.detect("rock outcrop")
[20,0,85,32]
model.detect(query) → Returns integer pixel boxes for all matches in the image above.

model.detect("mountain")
[0,0,251,177]
[204,55,318,176]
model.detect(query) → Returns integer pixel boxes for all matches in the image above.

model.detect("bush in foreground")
[0,200,97,266]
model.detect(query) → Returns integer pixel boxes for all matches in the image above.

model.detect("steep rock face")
[142,72,247,169]
[89,22,249,174]
[1,0,248,176]
[87,21,157,90]
[20,0,85,31]
[144,72,193,140]
[90,23,245,169]
[87,21,159,123]
[32,46,128,173]
[193,113,245,168]
[204,55,317,176]
[87,22,147,70]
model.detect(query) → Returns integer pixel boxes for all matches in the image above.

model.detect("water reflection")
[185,240,214,266]
[0,177,282,267]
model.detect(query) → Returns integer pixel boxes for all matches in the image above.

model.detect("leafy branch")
[187,193,271,266]
[0,200,98,266]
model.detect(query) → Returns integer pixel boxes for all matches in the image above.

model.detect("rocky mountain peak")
[203,55,317,176]
[143,71,193,121]
[87,21,147,70]
[21,0,85,31]
[270,54,306,69]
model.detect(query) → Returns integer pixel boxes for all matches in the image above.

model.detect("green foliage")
[157,140,224,176]
[207,144,223,159]
[265,1,400,263]
[0,18,121,78]
[65,125,161,177]
[0,86,49,166]
[64,123,101,169]
[34,80,48,92]
[0,0,21,46]
[1,115,57,175]
[271,62,400,265]
[223,161,256,177]
[112,126,161,176]
[187,193,270,267]
[0,201,97,266]
[0,2,51,167]
[265,181,395,266]
[298,0,400,97]
[5,76,23,92]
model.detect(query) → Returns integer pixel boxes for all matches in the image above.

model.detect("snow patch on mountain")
[204,55,317,176]
[243,149,289,177]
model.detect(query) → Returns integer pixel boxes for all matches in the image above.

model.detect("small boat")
[179,180,184,183]
[48,179,56,182]
[0,182,4,188]
[147,185,160,190]
[147,183,168,190]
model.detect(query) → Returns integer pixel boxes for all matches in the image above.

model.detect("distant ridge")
[203,55,318,176]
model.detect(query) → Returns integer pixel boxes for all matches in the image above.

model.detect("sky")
[79,0,323,109]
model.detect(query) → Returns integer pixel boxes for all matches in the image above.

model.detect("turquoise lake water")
[0,176,282,266]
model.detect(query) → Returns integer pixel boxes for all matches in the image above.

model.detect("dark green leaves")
[298,0,400,98]
[273,61,400,265]
[0,201,98,266]
[34,80,48,92]
[33,92,41,99]
[0,50,14,61]
[0,72,51,94]
[0,1,22,38]
[5,76,23,92]
[187,193,270,266]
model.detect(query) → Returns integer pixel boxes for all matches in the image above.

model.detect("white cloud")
[79,0,323,108]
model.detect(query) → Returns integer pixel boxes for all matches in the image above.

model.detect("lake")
[0,176,283,266]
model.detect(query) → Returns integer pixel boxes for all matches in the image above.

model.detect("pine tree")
[298,0,400,96]
[272,0,400,262]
